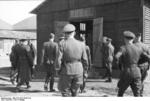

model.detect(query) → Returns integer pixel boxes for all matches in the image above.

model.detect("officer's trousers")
[117,75,141,97]
[58,74,83,97]
[45,73,55,90]
[44,63,55,90]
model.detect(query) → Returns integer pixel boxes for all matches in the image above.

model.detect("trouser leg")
[71,83,80,97]
[117,76,130,97]
[44,73,50,91]
[140,67,148,96]
[117,84,129,97]
[58,75,71,97]
[71,75,83,97]
[107,63,112,81]
[140,83,144,97]
[50,75,55,90]
[10,70,18,84]
[45,73,50,85]
[31,67,34,78]
[80,77,86,93]
[103,63,108,78]
[130,77,141,97]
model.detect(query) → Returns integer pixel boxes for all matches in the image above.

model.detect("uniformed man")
[41,33,58,92]
[14,38,33,91]
[115,31,143,96]
[134,33,150,96]
[79,34,92,93]
[57,24,88,97]
[102,37,114,82]
[9,39,20,85]
[27,39,36,78]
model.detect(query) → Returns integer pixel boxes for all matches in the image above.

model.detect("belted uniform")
[57,38,88,96]
[116,44,143,96]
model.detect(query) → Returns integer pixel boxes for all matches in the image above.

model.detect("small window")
[80,23,86,31]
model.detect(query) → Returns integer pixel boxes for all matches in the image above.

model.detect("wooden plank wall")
[37,0,126,13]
[96,0,141,51]
[36,14,54,64]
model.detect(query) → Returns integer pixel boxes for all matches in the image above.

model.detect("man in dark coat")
[14,39,33,91]
[134,33,150,96]
[115,31,143,96]
[41,33,58,92]
[57,24,88,97]
[102,37,114,82]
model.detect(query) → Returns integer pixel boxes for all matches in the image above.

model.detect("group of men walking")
[9,23,150,97]
[40,24,91,96]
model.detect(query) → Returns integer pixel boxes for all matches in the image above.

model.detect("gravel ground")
[0,78,150,97]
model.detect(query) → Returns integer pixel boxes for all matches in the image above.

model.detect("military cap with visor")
[63,24,76,33]
[123,31,135,39]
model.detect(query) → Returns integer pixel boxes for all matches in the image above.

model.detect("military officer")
[134,33,150,96]
[14,38,33,91]
[115,31,143,96]
[79,34,92,93]
[57,24,88,97]
[41,33,58,92]
[102,37,114,82]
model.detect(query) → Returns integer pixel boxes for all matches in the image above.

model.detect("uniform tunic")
[116,44,143,96]
[57,38,88,96]
[102,43,114,80]
[102,43,114,64]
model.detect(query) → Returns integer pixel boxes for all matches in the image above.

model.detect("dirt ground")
[0,77,150,97]
[0,56,150,97]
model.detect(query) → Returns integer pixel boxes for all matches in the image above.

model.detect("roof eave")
[30,0,48,14]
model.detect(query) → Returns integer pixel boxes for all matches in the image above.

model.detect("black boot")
[49,78,55,92]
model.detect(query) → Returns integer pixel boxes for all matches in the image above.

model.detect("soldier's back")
[61,38,84,61]
[44,41,58,60]
[59,38,86,75]
[121,44,142,78]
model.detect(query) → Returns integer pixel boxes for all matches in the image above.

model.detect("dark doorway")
[70,20,93,59]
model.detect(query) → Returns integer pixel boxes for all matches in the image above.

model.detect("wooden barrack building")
[32,0,150,68]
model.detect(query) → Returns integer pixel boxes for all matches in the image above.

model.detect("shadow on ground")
[95,86,132,96]
[0,85,44,93]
